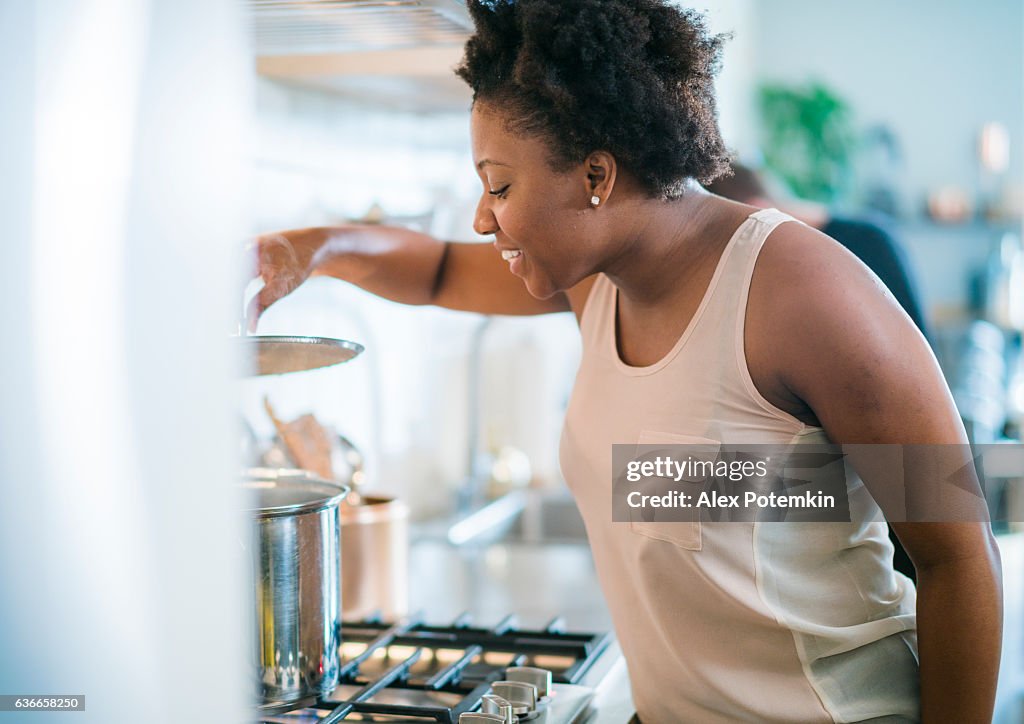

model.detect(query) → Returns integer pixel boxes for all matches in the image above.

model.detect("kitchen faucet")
[457,315,494,514]
[449,315,530,545]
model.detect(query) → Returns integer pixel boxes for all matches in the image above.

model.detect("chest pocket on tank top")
[628,431,721,552]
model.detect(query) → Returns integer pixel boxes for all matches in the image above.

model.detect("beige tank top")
[559,209,919,723]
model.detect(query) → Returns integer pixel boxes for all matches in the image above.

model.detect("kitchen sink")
[502,493,589,544]
[418,490,590,547]
[434,489,589,544]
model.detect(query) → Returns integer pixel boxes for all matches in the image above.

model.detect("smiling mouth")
[501,249,522,261]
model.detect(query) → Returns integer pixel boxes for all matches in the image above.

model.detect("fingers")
[245,280,291,332]
[246,233,307,331]
[257,233,301,279]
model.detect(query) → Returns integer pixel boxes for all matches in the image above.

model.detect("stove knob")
[459,714,507,724]
[506,666,552,699]
[481,694,516,724]
[491,681,537,718]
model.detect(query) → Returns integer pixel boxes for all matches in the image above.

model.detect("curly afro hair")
[456,0,732,199]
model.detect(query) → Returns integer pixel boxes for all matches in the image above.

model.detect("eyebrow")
[476,159,511,170]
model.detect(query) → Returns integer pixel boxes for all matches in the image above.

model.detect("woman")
[251,1,1002,721]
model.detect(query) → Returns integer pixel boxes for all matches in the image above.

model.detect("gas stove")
[257,613,620,724]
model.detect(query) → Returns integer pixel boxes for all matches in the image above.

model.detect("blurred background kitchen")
[245,0,1024,507]
[1,1,1021,722]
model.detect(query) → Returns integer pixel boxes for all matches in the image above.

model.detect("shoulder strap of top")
[710,208,800,317]
[738,207,801,294]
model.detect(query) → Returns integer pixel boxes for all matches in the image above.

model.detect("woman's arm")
[747,222,1002,722]
[249,225,568,326]
[891,521,1002,722]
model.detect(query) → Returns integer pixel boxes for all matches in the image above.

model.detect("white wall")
[695,0,759,158]
[750,0,1023,213]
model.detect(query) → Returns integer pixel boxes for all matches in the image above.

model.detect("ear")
[584,151,617,207]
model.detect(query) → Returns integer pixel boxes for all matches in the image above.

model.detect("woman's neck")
[601,180,734,308]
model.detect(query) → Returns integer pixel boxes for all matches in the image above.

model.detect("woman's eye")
[488,185,510,199]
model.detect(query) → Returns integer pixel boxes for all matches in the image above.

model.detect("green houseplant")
[758,82,857,204]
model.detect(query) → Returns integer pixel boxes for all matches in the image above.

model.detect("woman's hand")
[244,223,571,327]
[246,227,331,330]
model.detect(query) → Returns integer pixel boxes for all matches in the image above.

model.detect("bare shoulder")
[746,218,960,443]
[748,218,907,343]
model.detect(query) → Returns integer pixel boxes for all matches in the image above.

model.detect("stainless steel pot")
[340,495,410,619]
[242,468,349,712]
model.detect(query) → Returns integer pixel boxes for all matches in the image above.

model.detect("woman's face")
[470,103,602,299]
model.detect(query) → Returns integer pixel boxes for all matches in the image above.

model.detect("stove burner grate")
[256,612,611,723]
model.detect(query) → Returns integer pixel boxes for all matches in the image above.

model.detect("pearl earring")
[590,195,601,207]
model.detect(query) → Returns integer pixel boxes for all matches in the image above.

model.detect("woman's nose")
[473,197,499,236]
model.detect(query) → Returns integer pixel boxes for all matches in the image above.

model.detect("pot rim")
[340,494,409,524]
[241,467,350,518]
